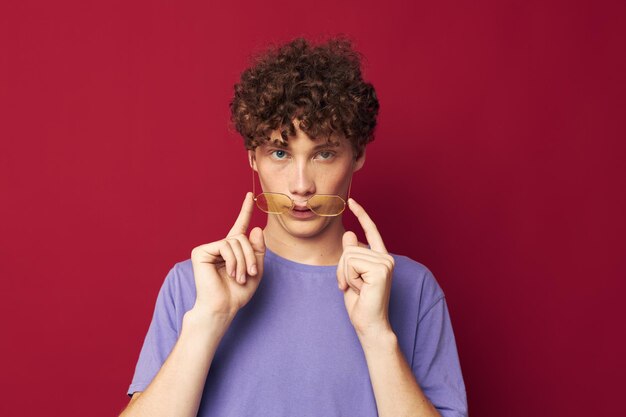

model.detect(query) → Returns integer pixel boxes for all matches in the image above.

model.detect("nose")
[288,160,316,200]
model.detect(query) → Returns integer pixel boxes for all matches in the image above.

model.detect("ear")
[248,150,258,171]
[352,148,366,172]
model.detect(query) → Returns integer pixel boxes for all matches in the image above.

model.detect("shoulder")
[388,251,446,313]
[388,251,429,275]
[172,258,194,278]
[158,258,196,301]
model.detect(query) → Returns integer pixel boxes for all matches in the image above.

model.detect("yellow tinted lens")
[255,193,292,214]
[308,195,346,216]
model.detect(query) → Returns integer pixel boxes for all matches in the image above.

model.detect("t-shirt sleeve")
[127,265,181,397]
[412,269,468,417]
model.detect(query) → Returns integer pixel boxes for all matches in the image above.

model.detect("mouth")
[290,206,315,219]
[292,204,310,212]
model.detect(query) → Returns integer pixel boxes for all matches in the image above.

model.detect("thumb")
[249,227,266,276]
[342,230,358,250]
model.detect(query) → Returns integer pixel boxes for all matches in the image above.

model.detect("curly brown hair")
[229,36,379,160]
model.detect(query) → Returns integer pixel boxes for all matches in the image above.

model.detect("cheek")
[257,166,285,190]
[327,166,352,189]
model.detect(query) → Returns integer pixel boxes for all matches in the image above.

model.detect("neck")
[262,215,346,266]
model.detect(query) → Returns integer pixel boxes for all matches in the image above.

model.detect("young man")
[121,37,467,417]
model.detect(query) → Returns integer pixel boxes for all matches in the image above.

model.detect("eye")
[270,150,288,159]
[316,151,336,160]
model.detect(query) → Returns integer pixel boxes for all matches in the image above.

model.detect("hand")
[190,192,266,320]
[337,198,395,339]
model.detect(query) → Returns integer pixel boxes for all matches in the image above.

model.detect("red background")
[1,1,624,416]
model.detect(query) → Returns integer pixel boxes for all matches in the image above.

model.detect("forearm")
[119,308,234,417]
[359,328,441,417]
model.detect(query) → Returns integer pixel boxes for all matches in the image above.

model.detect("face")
[248,120,365,239]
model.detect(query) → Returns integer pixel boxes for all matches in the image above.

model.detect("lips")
[290,206,315,219]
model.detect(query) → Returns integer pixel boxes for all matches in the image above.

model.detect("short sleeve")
[412,272,468,417]
[127,265,181,397]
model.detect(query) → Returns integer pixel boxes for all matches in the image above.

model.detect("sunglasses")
[251,167,353,217]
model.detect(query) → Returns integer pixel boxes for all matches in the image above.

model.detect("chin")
[277,215,336,238]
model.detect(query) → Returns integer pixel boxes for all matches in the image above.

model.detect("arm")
[121,193,266,417]
[358,327,441,417]
[360,298,467,417]
[119,309,234,417]
[338,199,466,416]
[338,199,439,416]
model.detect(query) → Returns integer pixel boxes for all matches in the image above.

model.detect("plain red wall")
[1,0,624,415]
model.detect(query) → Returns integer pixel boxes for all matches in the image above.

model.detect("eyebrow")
[268,140,340,150]
[314,142,340,149]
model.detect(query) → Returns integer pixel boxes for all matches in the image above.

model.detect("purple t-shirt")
[127,246,468,416]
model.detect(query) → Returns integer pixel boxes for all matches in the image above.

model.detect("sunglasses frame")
[251,166,353,217]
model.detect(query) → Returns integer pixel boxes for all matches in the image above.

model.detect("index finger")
[227,192,254,237]
[347,198,388,254]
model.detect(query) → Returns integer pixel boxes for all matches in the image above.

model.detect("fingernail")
[230,269,235,278]
[239,274,246,284]
[250,264,257,275]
